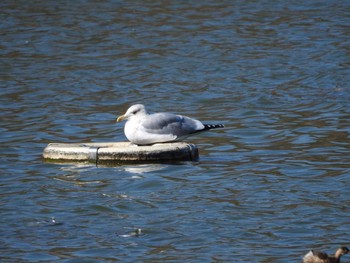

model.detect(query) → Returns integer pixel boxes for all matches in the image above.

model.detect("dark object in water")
[302,247,349,263]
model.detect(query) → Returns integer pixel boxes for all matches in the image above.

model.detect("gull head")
[116,104,147,122]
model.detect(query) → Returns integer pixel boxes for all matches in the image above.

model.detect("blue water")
[1,1,350,262]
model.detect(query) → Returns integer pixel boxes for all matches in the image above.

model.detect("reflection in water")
[123,164,166,175]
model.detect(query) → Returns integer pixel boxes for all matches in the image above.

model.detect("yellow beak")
[116,115,125,122]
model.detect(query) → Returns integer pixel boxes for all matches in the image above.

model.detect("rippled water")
[1,1,350,262]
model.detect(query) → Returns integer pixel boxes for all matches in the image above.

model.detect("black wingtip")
[203,124,225,130]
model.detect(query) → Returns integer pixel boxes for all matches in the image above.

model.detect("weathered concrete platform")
[43,142,199,164]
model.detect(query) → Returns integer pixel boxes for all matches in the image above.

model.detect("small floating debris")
[28,217,64,227]
[43,142,199,164]
[46,217,64,226]
[117,228,142,238]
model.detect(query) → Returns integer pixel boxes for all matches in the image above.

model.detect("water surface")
[1,0,350,262]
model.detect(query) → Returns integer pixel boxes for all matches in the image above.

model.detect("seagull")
[116,104,224,145]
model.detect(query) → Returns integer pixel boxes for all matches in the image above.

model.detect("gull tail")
[203,124,225,130]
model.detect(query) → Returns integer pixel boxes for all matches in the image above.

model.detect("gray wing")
[141,113,204,137]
